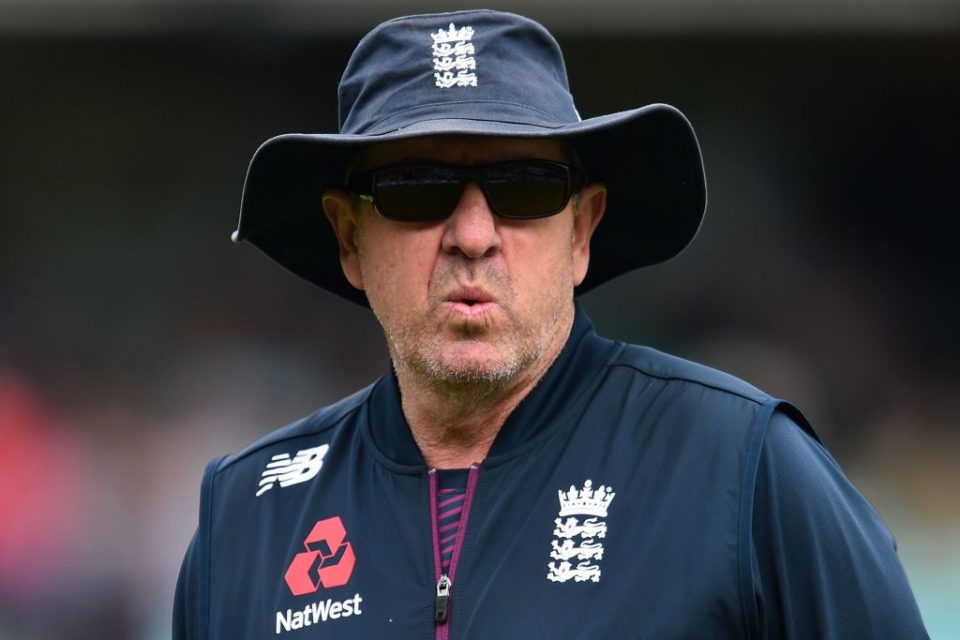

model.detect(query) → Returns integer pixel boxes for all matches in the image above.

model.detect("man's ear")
[571,183,607,287]
[322,188,365,290]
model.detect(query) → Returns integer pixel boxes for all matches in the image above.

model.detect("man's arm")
[750,412,928,639]
[173,532,198,640]
[173,455,222,640]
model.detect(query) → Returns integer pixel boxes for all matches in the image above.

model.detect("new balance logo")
[256,445,329,497]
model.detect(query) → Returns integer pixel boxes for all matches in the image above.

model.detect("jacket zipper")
[429,464,480,640]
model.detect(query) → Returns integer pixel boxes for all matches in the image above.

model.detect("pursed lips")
[442,285,499,318]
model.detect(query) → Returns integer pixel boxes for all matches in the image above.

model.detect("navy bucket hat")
[233,9,706,307]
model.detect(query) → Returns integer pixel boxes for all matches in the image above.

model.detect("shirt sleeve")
[173,531,198,640]
[750,411,928,639]
[172,455,223,640]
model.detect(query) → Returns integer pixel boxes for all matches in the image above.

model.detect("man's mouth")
[448,287,494,305]
[443,287,497,318]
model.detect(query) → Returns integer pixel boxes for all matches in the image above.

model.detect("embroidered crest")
[547,480,615,583]
[432,23,477,89]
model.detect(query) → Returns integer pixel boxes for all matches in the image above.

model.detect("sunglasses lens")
[374,165,462,221]
[484,163,569,218]
[364,161,577,221]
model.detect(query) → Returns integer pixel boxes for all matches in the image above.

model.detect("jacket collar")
[361,302,618,471]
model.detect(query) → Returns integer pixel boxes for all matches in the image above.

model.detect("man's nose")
[440,183,502,259]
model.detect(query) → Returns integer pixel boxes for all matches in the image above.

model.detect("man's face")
[323,136,605,391]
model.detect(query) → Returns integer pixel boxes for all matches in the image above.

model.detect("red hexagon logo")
[285,516,356,596]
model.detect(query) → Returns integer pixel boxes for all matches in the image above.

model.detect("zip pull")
[435,574,452,623]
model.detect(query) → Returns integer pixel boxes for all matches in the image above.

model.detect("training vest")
[174,306,927,639]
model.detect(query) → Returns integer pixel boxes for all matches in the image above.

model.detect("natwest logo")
[285,516,356,596]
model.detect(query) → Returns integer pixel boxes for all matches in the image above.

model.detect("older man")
[175,10,927,639]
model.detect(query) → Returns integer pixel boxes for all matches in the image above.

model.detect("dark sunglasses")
[345,160,588,222]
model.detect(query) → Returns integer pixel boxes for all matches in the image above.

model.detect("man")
[175,10,928,639]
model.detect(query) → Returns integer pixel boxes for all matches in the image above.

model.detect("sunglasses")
[345,160,588,222]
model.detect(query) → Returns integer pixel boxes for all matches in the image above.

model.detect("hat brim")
[234,102,706,307]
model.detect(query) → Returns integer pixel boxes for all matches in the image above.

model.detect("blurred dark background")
[1,2,958,637]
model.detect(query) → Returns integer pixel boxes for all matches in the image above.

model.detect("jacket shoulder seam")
[608,358,769,407]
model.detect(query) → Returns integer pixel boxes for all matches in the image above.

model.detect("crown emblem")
[431,22,477,89]
[431,23,475,45]
[557,480,615,518]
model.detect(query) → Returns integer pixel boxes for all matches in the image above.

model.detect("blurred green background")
[1,1,958,638]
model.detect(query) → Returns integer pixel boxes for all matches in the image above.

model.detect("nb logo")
[256,445,329,497]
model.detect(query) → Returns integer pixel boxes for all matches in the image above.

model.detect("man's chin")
[422,345,525,388]
[437,357,516,386]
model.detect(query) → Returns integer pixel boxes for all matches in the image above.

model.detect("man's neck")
[395,316,574,469]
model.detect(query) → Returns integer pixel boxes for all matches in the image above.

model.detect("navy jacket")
[174,308,928,639]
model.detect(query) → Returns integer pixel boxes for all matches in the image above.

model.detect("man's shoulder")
[597,337,823,451]
[606,340,770,407]
[213,382,375,476]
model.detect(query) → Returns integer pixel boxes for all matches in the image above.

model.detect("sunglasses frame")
[346,159,588,222]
